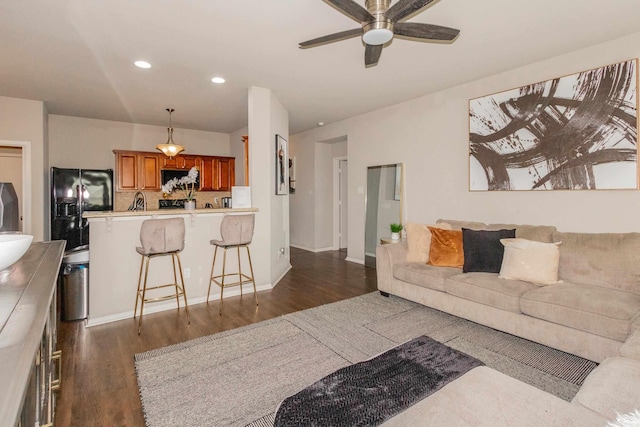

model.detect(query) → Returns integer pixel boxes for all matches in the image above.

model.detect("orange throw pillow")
[427,227,464,267]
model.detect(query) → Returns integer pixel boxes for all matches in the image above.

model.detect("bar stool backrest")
[138,218,185,255]
[219,214,254,246]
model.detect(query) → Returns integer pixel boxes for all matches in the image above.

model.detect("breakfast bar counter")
[84,208,262,326]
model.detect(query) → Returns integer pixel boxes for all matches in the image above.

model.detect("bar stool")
[207,214,258,312]
[134,217,190,334]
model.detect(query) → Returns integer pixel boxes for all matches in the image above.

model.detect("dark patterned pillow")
[462,228,515,273]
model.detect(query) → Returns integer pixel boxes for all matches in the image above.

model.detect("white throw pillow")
[499,238,562,285]
[405,222,452,263]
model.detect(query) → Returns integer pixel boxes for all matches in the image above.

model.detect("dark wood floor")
[54,247,377,426]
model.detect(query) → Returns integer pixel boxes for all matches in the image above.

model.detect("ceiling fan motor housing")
[363,0,393,45]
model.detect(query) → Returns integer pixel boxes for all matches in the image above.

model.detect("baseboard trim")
[290,244,334,253]
[86,282,274,327]
[345,257,364,265]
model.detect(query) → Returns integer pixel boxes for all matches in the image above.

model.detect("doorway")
[0,142,30,233]
[333,157,348,251]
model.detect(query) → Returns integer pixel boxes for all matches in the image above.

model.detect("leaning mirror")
[364,163,403,268]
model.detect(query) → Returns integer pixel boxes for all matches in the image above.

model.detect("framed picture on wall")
[276,134,289,195]
[469,58,638,191]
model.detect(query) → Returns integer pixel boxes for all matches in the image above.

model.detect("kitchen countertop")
[83,207,258,219]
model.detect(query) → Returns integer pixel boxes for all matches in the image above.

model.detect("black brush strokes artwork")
[469,59,638,191]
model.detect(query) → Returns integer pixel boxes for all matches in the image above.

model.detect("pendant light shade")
[156,108,185,158]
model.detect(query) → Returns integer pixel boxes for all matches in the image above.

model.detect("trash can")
[60,246,89,321]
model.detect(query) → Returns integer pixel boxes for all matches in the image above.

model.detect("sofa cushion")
[384,366,606,427]
[554,231,640,294]
[437,219,486,231]
[521,283,640,341]
[620,328,640,360]
[499,238,561,285]
[572,357,640,421]
[462,228,515,273]
[393,262,460,292]
[428,227,464,268]
[445,272,539,313]
[486,223,556,243]
[405,222,451,264]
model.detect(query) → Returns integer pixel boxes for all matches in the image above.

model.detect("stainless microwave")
[161,169,200,188]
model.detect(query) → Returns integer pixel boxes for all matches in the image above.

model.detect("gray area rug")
[135,293,598,427]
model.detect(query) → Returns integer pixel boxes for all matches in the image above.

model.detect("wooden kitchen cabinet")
[183,155,199,170]
[114,150,234,192]
[115,151,138,190]
[215,157,235,191]
[199,156,235,191]
[114,150,161,191]
[200,157,215,191]
[139,153,161,190]
[161,154,199,170]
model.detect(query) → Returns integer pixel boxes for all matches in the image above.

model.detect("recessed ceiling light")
[211,77,226,84]
[134,60,151,69]
[318,122,325,126]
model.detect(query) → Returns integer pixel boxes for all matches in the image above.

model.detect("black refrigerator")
[51,168,113,251]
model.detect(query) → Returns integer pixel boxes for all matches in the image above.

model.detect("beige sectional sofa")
[377,219,640,363]
[376,219,640,425]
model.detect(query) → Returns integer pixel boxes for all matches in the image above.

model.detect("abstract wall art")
[276,134,289,195]
[469,59,638,191]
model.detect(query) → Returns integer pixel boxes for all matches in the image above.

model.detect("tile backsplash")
[115,191,231,211]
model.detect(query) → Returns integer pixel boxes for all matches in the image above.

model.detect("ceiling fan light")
[362,27,393,45]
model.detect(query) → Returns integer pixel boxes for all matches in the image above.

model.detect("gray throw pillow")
[462,228,515,273]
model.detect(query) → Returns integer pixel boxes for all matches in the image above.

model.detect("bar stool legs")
[134,251,190,334]
[207,243,258,314]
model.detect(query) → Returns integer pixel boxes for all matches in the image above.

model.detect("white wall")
[0,96,47,241]
[49,115,231,169]
[248,86,291,286]
[291,31,640,263]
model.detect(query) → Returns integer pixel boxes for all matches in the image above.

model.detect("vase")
[391,232,400,240]
[184,200,196,210]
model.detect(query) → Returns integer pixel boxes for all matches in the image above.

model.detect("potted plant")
[390,223,403,241]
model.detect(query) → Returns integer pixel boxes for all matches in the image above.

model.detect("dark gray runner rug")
[273,336,484,426]
[135,292,598,427]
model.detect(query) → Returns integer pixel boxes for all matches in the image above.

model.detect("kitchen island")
[84,207,262,326]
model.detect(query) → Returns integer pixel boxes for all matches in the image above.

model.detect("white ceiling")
[2,0,640,135]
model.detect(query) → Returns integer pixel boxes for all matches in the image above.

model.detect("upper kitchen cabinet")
[215,157,235,191]
[113,150,161,191]
[139,153,161,190]
[199,156,234,191]
[161,154,199,170]
[114,150,234,192]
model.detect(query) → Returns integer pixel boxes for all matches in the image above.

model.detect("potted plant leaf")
[390,223,403,241]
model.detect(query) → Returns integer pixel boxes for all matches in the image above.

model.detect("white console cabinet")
[0,242,65,426]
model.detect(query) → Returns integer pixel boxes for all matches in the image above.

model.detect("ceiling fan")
[299,0,460,67]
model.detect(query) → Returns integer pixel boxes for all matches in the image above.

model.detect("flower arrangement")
[162,166,199,201]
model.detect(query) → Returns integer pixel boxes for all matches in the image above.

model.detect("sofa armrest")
[376,242,408,293]
[621,327,640,360]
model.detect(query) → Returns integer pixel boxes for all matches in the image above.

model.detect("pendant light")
[156,108,185,158]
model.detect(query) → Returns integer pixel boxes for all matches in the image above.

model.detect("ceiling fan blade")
[299,28,362,49]
[325,0,374,23]
[365,44,383,67]
[385,0,437,22]
[394,22,460,41]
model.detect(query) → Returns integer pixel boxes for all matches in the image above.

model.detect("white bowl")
[0,234,33,270]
